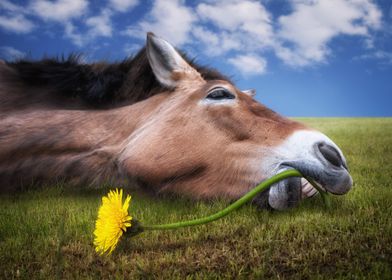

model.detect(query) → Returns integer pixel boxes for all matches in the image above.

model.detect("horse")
[0,33,352,210]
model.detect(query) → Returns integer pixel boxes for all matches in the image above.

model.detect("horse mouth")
[280,161,353,195]
[262,163,353,210]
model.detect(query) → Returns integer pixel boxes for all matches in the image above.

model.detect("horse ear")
[242,89,256,97]
[146,32,201,88]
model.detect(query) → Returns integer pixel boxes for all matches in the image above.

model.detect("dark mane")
[5,47,229,107]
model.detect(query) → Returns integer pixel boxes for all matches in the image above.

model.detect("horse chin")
[252,173,318,211]
[267,175,302,210]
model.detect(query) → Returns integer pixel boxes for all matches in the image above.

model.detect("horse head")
[0,33,352,210]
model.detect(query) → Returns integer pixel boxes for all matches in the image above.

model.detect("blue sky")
[0,0,391,117]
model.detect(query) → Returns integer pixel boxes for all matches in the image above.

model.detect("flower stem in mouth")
[303,177,331,209]
[143,169,330,231]
[94,169,331,255]
[144,169,301,230]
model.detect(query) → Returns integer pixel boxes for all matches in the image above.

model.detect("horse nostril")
[317,142,343,168]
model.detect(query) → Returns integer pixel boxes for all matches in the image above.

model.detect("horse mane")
[4,47,229,108]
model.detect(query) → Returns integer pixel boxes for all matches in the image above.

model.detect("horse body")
[0,33,352,209]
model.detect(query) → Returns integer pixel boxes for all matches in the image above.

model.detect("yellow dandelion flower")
[93,189,132,255]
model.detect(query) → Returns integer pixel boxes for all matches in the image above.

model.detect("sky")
[0,0,391,117]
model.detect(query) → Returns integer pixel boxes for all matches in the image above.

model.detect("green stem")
[143,169,312,231]
[305,177,331,209]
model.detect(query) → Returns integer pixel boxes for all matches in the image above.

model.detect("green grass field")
[1,118,391,279]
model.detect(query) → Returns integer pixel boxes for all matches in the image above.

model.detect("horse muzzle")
[255,130,353,210]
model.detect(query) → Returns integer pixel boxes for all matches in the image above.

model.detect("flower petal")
[93,189,132,255]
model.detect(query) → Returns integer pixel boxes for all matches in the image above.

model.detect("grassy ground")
[1,118,391,279]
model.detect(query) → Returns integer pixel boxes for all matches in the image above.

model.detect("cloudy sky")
[0,0,391,116]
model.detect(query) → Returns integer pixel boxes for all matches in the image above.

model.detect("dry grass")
[1,118,391,279]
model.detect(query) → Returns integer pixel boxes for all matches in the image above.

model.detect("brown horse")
[0,33,352,210]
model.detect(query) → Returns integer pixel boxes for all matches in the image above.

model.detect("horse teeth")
[307,187,318,197]
[301,178,318,198]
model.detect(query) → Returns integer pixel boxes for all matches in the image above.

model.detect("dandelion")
[93,189,132,255]
[93,170,329,255]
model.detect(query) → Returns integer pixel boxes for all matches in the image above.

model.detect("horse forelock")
[4,47,230,108]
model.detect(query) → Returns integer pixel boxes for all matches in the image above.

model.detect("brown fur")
[0,49,306,198]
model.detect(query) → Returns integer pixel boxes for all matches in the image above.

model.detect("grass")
[1,118,392,279]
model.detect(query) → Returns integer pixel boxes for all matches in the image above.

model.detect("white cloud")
[0,0,386,76]
[228,54,267,76]
[0,46,26,60]
[197,0,272,37]
[64,0,140,46]
[125,0,196,45]
[109,0,139,12]
[192,26,242,56]
[355,50,392,65]
[371,51,392,62]
[86,9,112,37]
[30,0,89,22]
[64,22,85,46]
[196,0,274,49]
[276,0,383,66]
[190,0,275,74]
[0,0,25,12]
[192,26,219,47]
[197,0,270,30]
[0,14,35,33]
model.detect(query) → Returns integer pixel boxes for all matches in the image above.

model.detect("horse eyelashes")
[206,88,235,100]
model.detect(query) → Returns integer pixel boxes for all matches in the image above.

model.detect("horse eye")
[206,88,235,100]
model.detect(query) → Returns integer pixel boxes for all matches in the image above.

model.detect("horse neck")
[0,92,167,190]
